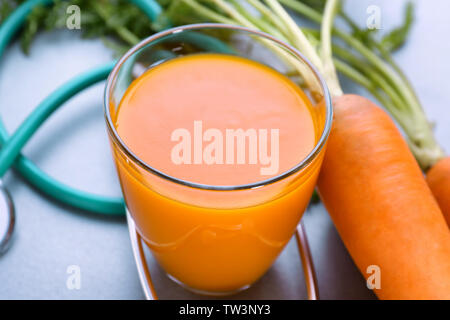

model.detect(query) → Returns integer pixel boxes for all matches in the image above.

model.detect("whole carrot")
[276,0,450,228]
[317,94,450,299]
[427,158,450,227]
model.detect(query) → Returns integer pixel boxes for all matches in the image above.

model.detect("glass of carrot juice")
[104,24,332,295]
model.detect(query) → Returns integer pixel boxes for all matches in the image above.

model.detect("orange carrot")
[317,94,450,300]
[427,157,450,227]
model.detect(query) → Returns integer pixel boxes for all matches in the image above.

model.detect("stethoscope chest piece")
[0,181,15,255]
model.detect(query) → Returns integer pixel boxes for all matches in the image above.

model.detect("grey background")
[0,0,448,299]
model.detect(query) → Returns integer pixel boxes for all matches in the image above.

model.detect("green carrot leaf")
[0,0,15,24]
[380,1,414,52]
[21,5,48,54]
[3,0,157,56]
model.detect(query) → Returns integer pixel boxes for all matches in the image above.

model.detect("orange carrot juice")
[110,53,325,294]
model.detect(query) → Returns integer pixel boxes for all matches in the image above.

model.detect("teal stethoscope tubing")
[0,0,163,215]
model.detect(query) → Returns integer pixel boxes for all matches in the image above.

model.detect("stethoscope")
[0,0,320,299]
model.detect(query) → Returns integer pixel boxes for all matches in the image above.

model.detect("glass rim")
[104,23,333,191]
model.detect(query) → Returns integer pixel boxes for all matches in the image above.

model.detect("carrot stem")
[320,0,342,96]
[263,0,325,75]
[182,0,237,25]
[91,1,140,46]
[279,0,445,170]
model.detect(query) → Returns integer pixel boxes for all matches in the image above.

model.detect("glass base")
[128,210,253,297]
[166,273,251,297]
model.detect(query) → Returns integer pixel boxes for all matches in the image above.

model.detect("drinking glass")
[104,24,332,295]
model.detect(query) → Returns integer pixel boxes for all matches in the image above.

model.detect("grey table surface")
[0,0,449,300]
